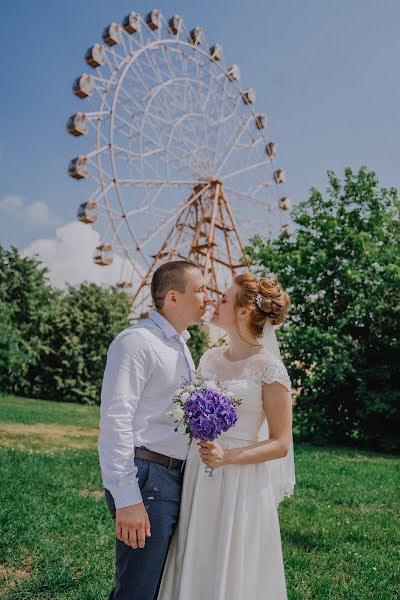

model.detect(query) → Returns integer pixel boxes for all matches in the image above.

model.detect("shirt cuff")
[107,480,143,509]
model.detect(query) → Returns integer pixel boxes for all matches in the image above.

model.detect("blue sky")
[1,0,399,284]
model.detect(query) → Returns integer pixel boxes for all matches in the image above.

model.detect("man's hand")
[197,440,226,468]
[115,503,151,549]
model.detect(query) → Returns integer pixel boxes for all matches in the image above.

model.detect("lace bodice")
[198,346,292,443]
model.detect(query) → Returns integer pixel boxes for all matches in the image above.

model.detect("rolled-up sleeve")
[98,332,153,509]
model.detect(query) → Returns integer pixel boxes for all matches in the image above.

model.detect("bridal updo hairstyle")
[233,273,291,341]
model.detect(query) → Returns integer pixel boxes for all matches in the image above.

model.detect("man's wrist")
[109,483,143,509]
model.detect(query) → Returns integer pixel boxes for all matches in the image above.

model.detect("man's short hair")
[151,260,201,309]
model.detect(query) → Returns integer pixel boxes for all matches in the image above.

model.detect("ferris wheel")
[67,9,291,317]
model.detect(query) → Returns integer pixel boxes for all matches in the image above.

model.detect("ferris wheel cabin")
[85,44,105,68]
[73,74,93,98]
[242,89,255,105]
[168,15,183,35]
[103,23,121,46]
[209,44,223,61]
[68,156,88,179]
[279,197,291,211]
[266,142,278,157]
[189,27,203,45]
[77,201,98,224]
[123,12,141,34]
[93,244,113,266]
[273,168,286,184]
[146,10,161,30]
[67,113,88,136]
[226,65,240,81]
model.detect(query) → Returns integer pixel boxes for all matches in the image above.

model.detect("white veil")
[257,320,296,506]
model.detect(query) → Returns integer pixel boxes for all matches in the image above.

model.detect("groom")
[98,260,212,600]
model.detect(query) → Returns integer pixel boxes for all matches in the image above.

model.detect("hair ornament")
[255,293,263,309]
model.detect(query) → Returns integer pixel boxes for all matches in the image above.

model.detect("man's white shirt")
[98,309,196,509]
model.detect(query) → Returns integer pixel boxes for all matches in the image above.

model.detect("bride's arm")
[224,382,292,465]
[198,381,292,467]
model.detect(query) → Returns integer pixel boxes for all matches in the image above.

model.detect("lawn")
[0,394,398,599]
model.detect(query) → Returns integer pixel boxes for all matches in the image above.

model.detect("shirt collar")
[148,308,191,343]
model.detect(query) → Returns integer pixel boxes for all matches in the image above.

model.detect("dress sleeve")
[260,360,292,393]
[197,347,218,379]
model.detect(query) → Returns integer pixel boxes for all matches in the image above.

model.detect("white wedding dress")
[158,345,295,600]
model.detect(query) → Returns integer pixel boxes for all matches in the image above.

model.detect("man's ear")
[167,290,177,304]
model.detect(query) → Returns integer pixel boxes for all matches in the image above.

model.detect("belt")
[135,447,186,473]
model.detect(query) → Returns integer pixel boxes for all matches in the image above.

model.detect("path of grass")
[0,394,399,599]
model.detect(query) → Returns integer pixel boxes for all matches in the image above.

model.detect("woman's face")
[211,283,238,331]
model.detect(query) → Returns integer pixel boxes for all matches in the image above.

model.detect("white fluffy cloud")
[0,195,61,228]
[23,221,135,288]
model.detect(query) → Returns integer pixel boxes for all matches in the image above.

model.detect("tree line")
[1,167,398,450]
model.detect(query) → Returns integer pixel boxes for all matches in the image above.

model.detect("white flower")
[166,409,175,418]
[180,392,190,403]
[187,385,195,393]
[175,387,184,396]
[173,406,185,421]
[205,380,217,389]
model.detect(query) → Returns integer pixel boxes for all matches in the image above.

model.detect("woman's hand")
[197,440,226,468]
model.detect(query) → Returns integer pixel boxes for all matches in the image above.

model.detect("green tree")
[42,283,131,405]
[0,301,26,389]
[187,325,209,367]
[245,167,400,450]
[0,246,56,395]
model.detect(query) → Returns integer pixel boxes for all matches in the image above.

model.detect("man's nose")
[204,289,213,303]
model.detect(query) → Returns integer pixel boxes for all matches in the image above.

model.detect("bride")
[158,273,295,600]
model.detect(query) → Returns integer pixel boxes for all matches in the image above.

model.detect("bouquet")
[167,374,242,477]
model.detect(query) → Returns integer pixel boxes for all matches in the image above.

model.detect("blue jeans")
[105,457,183,600]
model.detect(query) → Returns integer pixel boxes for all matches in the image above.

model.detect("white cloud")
[0,195,61,228]
[23,221,141,289]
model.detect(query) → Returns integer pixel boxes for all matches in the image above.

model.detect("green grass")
[0,394,399,599]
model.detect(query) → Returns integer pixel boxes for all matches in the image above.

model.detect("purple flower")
[183,388,238,441]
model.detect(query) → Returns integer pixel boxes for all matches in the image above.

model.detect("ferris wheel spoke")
[103,44,130,68]
[157,42,178,85]
[87,159,114,184]
[214,115,253,178]
[124,62,172,124]
[89,75,117,87]
[91,83,114,112]
[112,145,164,161]
[164,110,210,174]
[125,185,167,217]
[84,145,109,160]
[85,119,111,147]
[213,95,244,153]
[225,188,270,212]
[138,183,211,247]
[219,160,271,182]
[213,80,236,168]
[138,34,175,122]
[118,87,148,117]
[118,178,208,186]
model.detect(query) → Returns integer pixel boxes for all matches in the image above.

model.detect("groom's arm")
[98,331,154,548]
[98,331,153,508]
